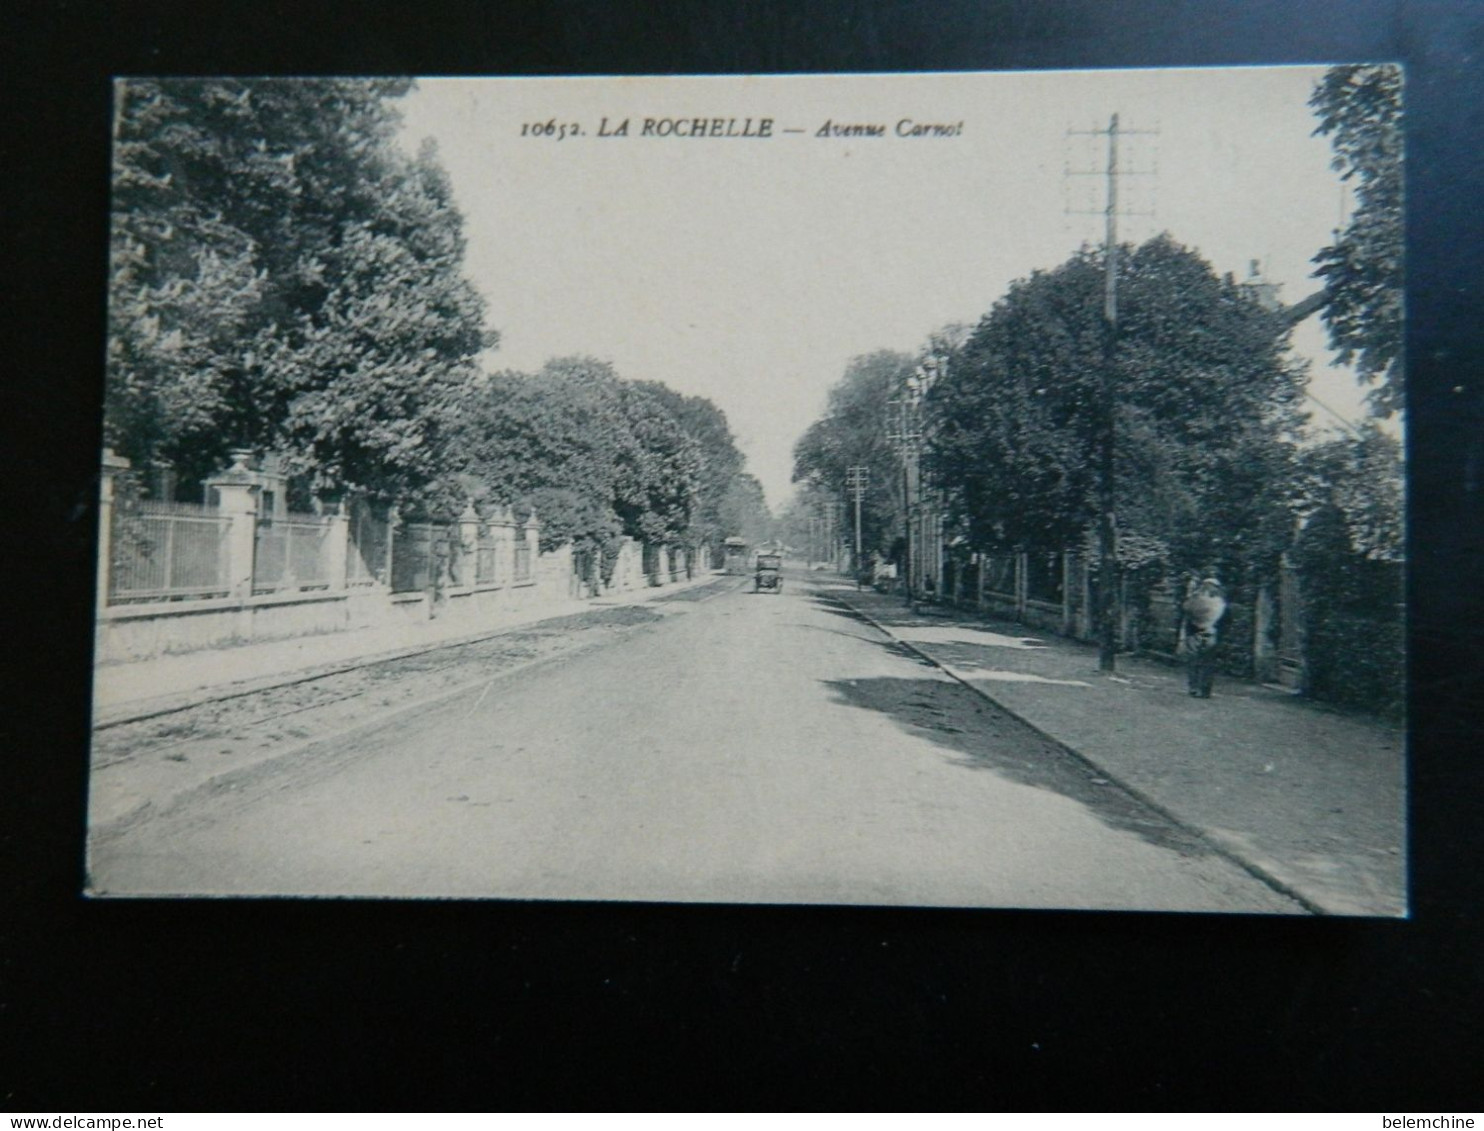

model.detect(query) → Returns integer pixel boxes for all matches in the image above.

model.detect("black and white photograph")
[86,66,1406,915]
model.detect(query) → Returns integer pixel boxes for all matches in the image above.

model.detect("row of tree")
[930,233,1323,590]
[790,350,918,557]
[107,78,771,563]
[449,357,771,557]
[790,66,1403,706]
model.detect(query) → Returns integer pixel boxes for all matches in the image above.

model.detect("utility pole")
[886,392,920,600]
[846,466,869,573]
[916,356,944,599]
[1068,113,1157,673]
[1098,113,1121,674]
[889,357,945,604]
[833,499,841,570]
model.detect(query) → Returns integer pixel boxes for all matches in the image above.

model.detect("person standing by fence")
[1180,575,1227,699]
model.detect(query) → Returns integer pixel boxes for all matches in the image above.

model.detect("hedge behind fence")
[1303,608,1405,718]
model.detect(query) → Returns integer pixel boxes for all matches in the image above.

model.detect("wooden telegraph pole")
[1098,113,1122,673]
[1068,112,1157,673]
[887,393,920,600]
[846,466,869,574]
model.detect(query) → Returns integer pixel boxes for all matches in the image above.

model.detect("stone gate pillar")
[522,510,541,587]
[96,449,131,613]
[205,450,262,601]
[324,500,350,591]
[496,505,517,587]
[457,502,480,589]
[1061,552,1075,635]
[384,505,401,590]
[1253,581,1279,684]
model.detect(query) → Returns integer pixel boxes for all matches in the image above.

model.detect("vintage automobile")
[753,553,784,594]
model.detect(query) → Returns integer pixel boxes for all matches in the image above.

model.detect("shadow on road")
[806,587,1222,859]
[819,673,1215,859]
[807,572,1222,854]
[804,590,913,629]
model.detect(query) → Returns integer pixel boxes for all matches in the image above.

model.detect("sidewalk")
[831,583,1406,917]
[92,572,726,727]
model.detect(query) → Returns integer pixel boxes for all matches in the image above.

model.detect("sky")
[398,67,1378,510]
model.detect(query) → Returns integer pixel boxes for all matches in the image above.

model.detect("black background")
[4,0,1482,1110]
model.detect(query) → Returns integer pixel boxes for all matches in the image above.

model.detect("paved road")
[89,572,1303,912]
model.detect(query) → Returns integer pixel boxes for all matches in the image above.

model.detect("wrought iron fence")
[982,553,1016,597]
[346,504,389,587]
[254,514,333,594]
[1025,551,1064,605]
[390,525,429,594]
[110,500,231,604]
[390,523,462,594]
[1143,579,1183,655]
[946,556,977,601]
[475,524,498,585]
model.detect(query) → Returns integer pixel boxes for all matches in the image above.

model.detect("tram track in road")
[91,567,1310,912]
[88,576,750,843]
[94,576,741,741]
[88,593,738,843]
[90,600,693,776]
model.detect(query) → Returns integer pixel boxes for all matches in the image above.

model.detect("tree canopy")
[108,79,774,563]
[791,350,917,558]
[107,78,494,500]
[927,235,1307,583]
[1295,424,1403,563]
[774,483,846,561]
[450,357,740,554]
[1309,64,1404,417]
[714,473,775,549]
[631,381,764,548]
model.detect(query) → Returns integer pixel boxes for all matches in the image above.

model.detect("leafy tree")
[1310,64,1404,417]
[631,381,753,550]
[714,473,774,548]
[256,141,493,505]
[612,380,701,544]
[107,78,494,499]
[927,261,1102,552]
[791,350,916,560]
[1295,424,1403,563]
[453,359,628,551]
[927,235,1307,586]
[453,357,702,554]
[775,483,846,562]
[1288,429,1404,715]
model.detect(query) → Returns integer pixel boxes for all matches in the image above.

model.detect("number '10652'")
[521,120,581,140]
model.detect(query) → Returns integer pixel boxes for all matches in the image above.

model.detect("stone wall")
[97,449,705,664]
[95,545,584,664]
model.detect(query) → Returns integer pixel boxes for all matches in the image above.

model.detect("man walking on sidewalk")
[1180,575,1228,699]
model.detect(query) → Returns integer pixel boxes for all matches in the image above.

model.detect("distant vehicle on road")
[723,536,750,575]
[754,553,783,594]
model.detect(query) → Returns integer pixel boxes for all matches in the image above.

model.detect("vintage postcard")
[89,68,1404,913]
